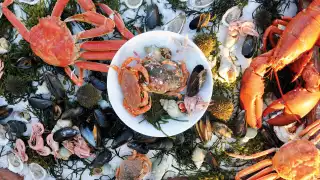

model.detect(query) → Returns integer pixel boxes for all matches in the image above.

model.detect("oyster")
[0,38,9,54]
[221,6,242,27]
[162,13,186,34]
[7,153,23,173]
[124,0,143,9]
[188,0,214,8]
[29,163,47,180]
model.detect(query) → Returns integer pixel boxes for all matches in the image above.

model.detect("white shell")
[192,147,206,169]
[221,6,242,27]
[52,119,72,133]
[162,13,186,34]
[160,99,185,118]
[188,0,214,8]
[274,123,304,143]
[217,46,239,83]
[7,153,24,173]
[0,38,9,54]
[58,147,72,160]
[239,128,258,144]
[124,0,143,9]
[18,0,40,5]
[0,125,8,146]
[29,163,47,180]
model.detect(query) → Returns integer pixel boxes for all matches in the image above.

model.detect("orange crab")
[116,150,152,180]
[1,0,134,86]
[113,57,151,116]
[228,119,320,180]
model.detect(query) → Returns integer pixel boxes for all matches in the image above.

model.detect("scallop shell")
[162,13,186,34]
[188,0,214,8]
[7,153,24,173]
[124,0,143,9]
[18,0,40,5]
[222,6,242,27]
[0,125,8,146]
[29,163,47,180]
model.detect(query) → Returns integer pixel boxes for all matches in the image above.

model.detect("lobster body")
[240,0,320,128]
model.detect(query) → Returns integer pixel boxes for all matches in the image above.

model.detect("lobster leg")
[1,0,30,42]
[98,3,134,39]
[52,0,95,17]
[64,11,115,39]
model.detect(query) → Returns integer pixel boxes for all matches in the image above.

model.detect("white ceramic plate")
[107,31,213,137]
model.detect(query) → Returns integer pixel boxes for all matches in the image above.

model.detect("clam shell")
[18,0,40,5]
[162,13,186,34]
[0,38,9,54]
[188,0,214,8]
[221,6,242,27]
[29,163,47,180]
[124,0,143,9]
[7,153,23,173]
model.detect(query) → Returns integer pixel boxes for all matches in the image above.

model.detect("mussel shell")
[14,57,36,69]
[0,106,13,120]
[111,129,133,149]
[91,150,112,168]
[133,132,157,143]
[80,123,101,148]
[89,76,107,91]
[127,141,149,154]
[53,127,79,142]
[44,71,66,99]
[230,110,247,137]
[28,97,53,110]
[6,120,27,141]
[94,109,109,128]
[145,4,160,30]
[61,107,84,119]
[174,133,185,145]
[187,65,207,97]
[103,107,120,122]
[260,122,283,148]
[242,35,257,58]
[146,138,173,151]
[189,15,201,30]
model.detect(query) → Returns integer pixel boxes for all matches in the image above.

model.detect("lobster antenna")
[274,70,301,123]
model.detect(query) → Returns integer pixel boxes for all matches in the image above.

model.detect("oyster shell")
[124,0,143,9]
[162,13,186,34]
[221,6,242,27]
[188,0,214,8]
[0,38,9,54]
[7,153,23,173]
[29,163,47,180]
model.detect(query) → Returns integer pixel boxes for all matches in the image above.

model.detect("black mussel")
[127,141,149,154]
[89,76,107,91]
[103,107,120,122]
[6,120,27,140]
[230,110,247,137]
[53,127,79,142]
[0,106,13,120]
[146,138,173,151]
[107,121,125,138]
[14,57,37,69]
[260,122,283,148]
[174,133,185,145]
[80,123,101,148]
[94,109,109,128]
[91,150,112,168]
[44,71,66,99]
[133,132,157,143]
[28,97,53,110]
[61,107,84,119]
[145,4,160,30]
[111,129,133,149]
[187,65,207,97]
[189,13,211,31]
[242,35,257,58]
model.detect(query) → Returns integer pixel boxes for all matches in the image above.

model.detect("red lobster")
[240,0,320,129]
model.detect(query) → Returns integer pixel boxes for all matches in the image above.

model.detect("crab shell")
[116,151,152,180]
[272,139,320,179]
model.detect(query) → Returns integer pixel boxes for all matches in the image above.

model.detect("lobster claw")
[263,88,320,126]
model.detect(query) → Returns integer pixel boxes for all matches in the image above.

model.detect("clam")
[188,0,214,8]
[80,122,101,148]
[162,13,186,34]
[242,35,257,58]
[7,153,24,173]
[61,107,84,119]
[221,6,242,27]
[124,0,143,9]
[91,150,112,168]
[53,127,79,142]
[186,65,207,97]
[44,71,66,99]
[111,129,133,149]
[28,97,53,110]
[0,38,9,54]
[0,105,13,120]
[212,122,232,138]
[196,116,212,143]
[145,4,161,30]
[127,141,149,154]
[29,163,47,180]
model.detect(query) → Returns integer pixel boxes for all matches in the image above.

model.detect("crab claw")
[263,88,320,126]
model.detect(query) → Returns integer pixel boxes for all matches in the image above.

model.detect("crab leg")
[299,119,320,139]
[64,67,84,86]
[52,0,95,17]
[227,148,277,160]
[247,167,275,180]
[235,159,273,180]
[79,51,116,60]
[255,173,279,180]
[79,40,127,51]
[98,3,134,39]
[75,61,109,72]
[64,11,115,39]
[1,0,30,42]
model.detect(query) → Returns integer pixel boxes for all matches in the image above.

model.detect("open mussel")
[0,105,13,120]
[61,107,84,119]
[6,120,27,141]
[189,13,211,31]
[28,97,53,110]
[187,65,207,97]
[44,71,66,99]
[146,138,173,151]
[91,150,112,168]
[53,127,79,142]
[111,129,133,149]
[127,141,149,154]
[145,4,161,30]
[242,35,257,58]
[80,122,101,148]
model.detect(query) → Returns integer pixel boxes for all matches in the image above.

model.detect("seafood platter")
[0,0,320,179]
